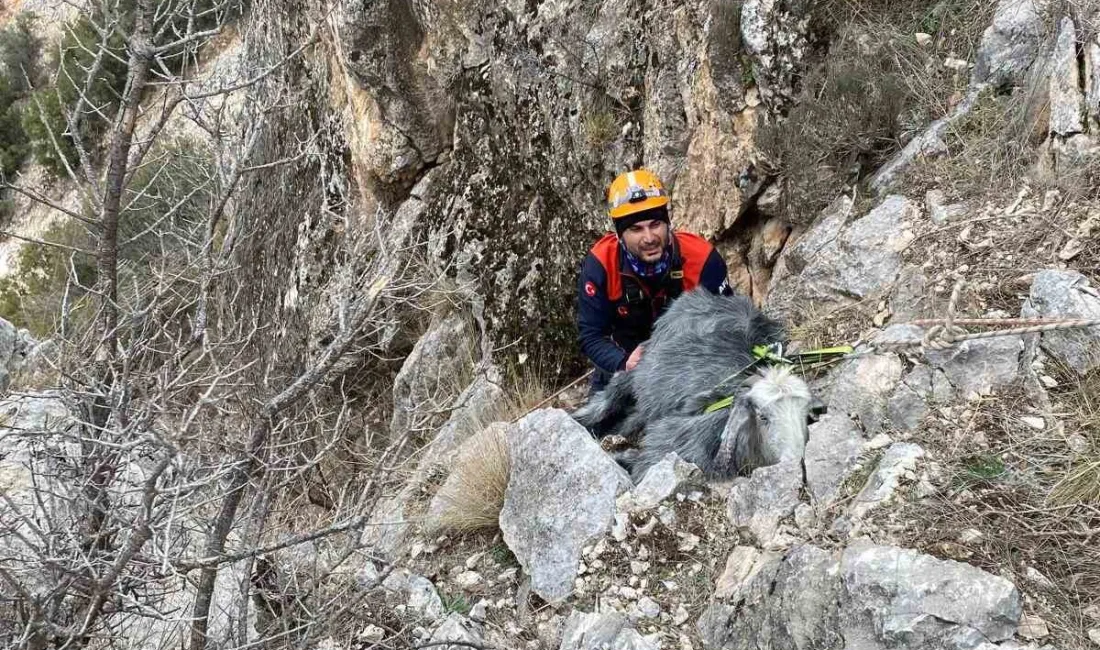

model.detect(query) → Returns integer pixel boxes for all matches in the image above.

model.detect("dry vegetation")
[757,0,997,226]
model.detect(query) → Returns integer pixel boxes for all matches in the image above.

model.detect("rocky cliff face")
[3,0,1100,649]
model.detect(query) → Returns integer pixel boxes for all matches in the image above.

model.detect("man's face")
[620,218,670,263]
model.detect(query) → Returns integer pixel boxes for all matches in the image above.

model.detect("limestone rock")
[428,613,484,650]
[887,364,954,431]
[825,353,904,435]
[833,442,924,536]
[740,0,812,112]
[499,409,631,603]
[890,264,931,322]
[770,195,916,317]
[1088,40,1100,130]
[727,459,803,546]
[926,190,968,225]
[1025,270,1100,375]
[925,335,1025,399]
[972,0,1045,90]
[804,413,864,505]
[0,318,39,390]
[699,540,1021,650]
[389,312,475,440]
[559,610,659,650]
[1049,18,1084,136]
[421,364,507,470]
[714,546,782,602]
[617,453,705,514]
[382,570,446,621]
[841,540,1021,646]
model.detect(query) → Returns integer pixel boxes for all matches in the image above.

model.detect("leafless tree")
[0,1,458,648]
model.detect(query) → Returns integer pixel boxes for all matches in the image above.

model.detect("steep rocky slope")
[1,0,1100,649]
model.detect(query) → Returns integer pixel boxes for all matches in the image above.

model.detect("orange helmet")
[606,169,669,220]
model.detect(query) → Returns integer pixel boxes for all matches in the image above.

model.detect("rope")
[869,278,1100,354]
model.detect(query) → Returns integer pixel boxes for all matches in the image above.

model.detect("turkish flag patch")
[585,281,597,297]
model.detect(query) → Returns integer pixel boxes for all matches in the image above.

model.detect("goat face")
[722,366,816,470]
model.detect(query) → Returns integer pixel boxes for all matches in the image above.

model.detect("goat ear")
[719,395,758,475]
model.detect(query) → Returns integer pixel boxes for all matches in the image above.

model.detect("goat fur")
[572,289,787,439]
[572,289,819,482]
[617,365,814,481]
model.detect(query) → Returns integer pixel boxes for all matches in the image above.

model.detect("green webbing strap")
[703,395,736,414]
[704,343,856,413]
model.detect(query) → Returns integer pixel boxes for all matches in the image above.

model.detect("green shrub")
[0,12,41,96]
[0,77,28,178]
[0,220,96,337]
[22,13,127,176]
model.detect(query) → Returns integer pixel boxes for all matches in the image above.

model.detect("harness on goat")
[701,342,854,414]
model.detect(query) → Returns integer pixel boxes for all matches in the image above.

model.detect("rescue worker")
[576,168,734,394]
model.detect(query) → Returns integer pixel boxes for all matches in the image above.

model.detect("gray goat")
[572,289,822,481]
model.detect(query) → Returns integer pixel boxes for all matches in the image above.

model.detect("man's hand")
[625,345,644,371]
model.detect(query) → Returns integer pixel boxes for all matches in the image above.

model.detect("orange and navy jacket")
[576,231,733,373]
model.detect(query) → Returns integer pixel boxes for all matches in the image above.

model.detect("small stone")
[631,561,650,575]
[637,596,661,618]
[673,604,690,626]
[497,568,518,583]
[620,586,638,599]
[915,32,933,46]
[1025,566,1055,590]
[612,513,630,541]
[1040,375,1058,388]
[1085,604,1100,620]
[677,533,700,552]
[635,517,658,537]
[410,542,425,559]
[1060,238,1084,261]
[1018,613,1051,639]
[866,434,893,450]
[1088,628,1100,646]
[637,546,650,561]
[454,571,483,589]
[958,528,983,544]
[470,599,489,622]
[359,625,385,642]
[1069,434,1091,453]
[1021,416,1046,430]
[944,57,968,71]
[465,552,484,569]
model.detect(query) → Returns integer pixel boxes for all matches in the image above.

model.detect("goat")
[572,289,787,440]
[613,365,815,481]
[571,289,822,482]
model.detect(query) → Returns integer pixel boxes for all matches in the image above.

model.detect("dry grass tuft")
[428,423,511,534]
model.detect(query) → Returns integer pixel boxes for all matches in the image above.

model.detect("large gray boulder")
[824,353,904,435]
[1024,270,1100,375]
[972,0,1045,90]
[803,412,864,505]
[1049,18,1085,136]
[699,540,1021,650]
[389,312,475,441]
[769,195,916,317]
[499,408,631,603]
[727,459,803,547]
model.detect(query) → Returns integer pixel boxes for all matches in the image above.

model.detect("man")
[576,168,734,394]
